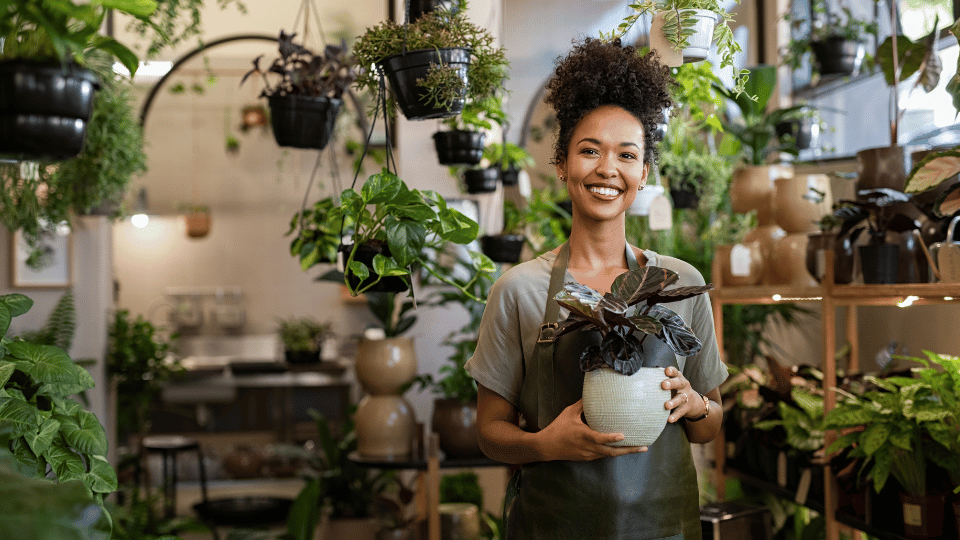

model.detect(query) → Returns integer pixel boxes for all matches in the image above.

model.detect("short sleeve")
[683,290,728,394]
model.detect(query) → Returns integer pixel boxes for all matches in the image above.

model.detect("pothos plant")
[545,266,712,375]
[335,169,495,299]
[0,293,117,504]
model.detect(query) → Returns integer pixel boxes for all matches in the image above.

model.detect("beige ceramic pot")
[772,174,833,234]
[717,242,764,287]
[582,367,670,447]
[439,503,482,540]
[432,398,483,458]
[356,337,417,396]
[354,394,416,458]
[744,224,787,285]
[769,233,817,287]
[730,165,793,223]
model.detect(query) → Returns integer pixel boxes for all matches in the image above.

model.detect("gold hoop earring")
[639,185,645,191]
[559,175,565,182]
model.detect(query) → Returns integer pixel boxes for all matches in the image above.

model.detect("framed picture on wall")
[9,230,73,288]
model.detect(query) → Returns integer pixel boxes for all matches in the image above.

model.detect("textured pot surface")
[744,224,787,285]
[679,9,719,63]
[354,395,416,459]
[856,145,909,191]
[267,94,341,150]
[770,233,817,287]
[433,130,485,165]
[772,174,832,234]
[582,367,670,447]
[480,234,524,264]
[432,397,482,458]
[730,165,794,224]
[859,243,900,284]
[463,167,499,194]
[356,337,417,395]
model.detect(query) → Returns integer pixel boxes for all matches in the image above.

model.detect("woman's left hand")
[661,366,705,423]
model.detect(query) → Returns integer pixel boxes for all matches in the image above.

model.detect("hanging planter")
[811,37,865,76]
[184,207,212,238]
[462,167,499,194]
[432,130,485,165]
[379,48,470,121]
[267,94,342,150]
[498,165,520,186]
[480,234,524,264]
[0,61,99,160]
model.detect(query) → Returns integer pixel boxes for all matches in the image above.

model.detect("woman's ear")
[640,162,650,189]
[555,160,566,183]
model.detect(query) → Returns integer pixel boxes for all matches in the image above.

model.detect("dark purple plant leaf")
[555,298,604,329]
[599,330,644,375]
[628,314,663,335]
[553,318,591,340]
[580,345,605,372]
[560,282,606,309]
[647,305,703,357]
[611,266,680,306]
[646,284,714,306]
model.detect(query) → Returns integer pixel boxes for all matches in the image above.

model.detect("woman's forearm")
[478,417,546,465]
[681,389,723,444]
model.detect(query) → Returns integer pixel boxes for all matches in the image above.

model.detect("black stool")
[142,435,209,519]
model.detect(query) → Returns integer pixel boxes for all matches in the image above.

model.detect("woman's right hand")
[536,399,647,461]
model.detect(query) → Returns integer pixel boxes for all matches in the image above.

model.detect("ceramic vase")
[744,224,787,285]
[772,174,833,234]
[730,165,793,222]
[717,242,764,287]
[432,398,483,458]
[354,337,417,458]
[439,503,482,540]
[770,233,818,287]
[856,145,910,191]
[582,367,670,447]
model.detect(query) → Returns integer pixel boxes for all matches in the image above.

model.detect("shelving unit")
[710,251,960,540]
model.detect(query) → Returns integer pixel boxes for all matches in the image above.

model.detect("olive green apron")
[507,243,702,540]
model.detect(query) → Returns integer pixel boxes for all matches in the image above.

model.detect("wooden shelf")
[711,282,960,306]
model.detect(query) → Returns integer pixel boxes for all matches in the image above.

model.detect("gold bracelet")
[684,392,710,422]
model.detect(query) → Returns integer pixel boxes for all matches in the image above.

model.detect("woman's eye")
[621,153,637,160]
[581,148,598,155]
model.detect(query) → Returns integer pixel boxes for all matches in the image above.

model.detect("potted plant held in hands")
[352,0,509,120]
[242,31,359,150]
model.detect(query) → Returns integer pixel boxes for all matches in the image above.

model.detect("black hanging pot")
[339,243,409,293]
[433,130,485,165]
[463,167,499,194]
[0,61,99,160]
[775,116,819,150]
[480,234,525,264]
[379,48,470,121]
[669,183,700,209]
[499,165,520,186]
[859,243,899,284]
[811,37,864,76]
[267,94,342,150]
[407,0,459,22]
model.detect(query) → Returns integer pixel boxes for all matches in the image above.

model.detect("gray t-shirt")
[465,249,728,407]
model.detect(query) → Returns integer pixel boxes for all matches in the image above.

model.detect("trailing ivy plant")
[544,266,713,375]
[123,0,248,58]
[0,293,117,504]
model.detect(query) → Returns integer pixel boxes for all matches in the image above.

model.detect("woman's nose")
[596,154,617,178]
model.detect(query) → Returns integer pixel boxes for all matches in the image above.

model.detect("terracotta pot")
[730,165,793,224]
[432,398,482,458]
[856,145,910,191]
[772,174,832,234]
[222,446,265,479]
[717,242,764,287]
[899,492,945,538]
[356,337,417,396]
[744,224,787,285]
[354,395,416,459]
[805,231,855,284]
[770,233,817,287]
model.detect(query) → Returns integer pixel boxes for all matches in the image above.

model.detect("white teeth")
[589,186,621,196]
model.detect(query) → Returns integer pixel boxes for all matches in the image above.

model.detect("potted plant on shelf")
[610,0,748,94]
[432,95,505,166]
[242,31,359,150]
[0,0,155,160]
[835,188,912,284]
[335,168,495,299]
[658,115,730,210]
[277,316,331,364]
[352,0,509,121]
[483,139,535,187]
[781,0,878,78]
[824,354,957,539]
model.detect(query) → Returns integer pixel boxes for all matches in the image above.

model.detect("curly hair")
[545,38,677,166]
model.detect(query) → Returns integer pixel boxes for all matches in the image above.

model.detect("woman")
[465,38,728,540]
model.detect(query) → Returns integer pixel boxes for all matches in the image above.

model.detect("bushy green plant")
[753,385,825,457]
[106,310,180,444]
[277,317,330,353]
[0,293,117,503]
[352,1,509,116]
[440,95,507,132]
[287,196,342,270]
[483,141,534,172]
[440,471,484,509]
[781,1,879,72]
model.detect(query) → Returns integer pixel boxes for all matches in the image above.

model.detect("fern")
[20,290,76,352]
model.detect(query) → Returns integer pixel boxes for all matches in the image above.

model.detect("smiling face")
[556,105,650,224]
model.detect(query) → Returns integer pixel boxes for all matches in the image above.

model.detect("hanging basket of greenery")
[380,47,470,120]
[462,166,499,194]
[242,31,357,150]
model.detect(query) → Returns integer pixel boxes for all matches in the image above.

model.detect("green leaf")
[876,36,927,86]
[89,35,139,75]
[7,343,87,388]
[24,418,60,457]
[0,306,9,339]
[627,314,663,335]
[44,445,86,484]
[861,424,891,456]
[361,169,403,205]
[347,261,370,282]
[58,409,107,456]
[97,0,158,18]
[904,150,960,193]
[0,398,42,434]
[0,295,33,319]
[372,255,409,278]
[385,218,427,267]
[286,478,322,540]
[0,362,15,388]
[85,456,118,494]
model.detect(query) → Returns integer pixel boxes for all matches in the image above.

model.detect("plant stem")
[890,0,900,146]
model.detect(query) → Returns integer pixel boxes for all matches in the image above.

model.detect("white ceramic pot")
[356,337,417,396]
[582,367,670,447]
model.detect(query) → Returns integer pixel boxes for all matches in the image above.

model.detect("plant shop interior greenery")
[780,0,879,74]
[352,0,508,117]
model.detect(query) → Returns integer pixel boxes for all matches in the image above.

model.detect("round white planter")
[582,367,671,447]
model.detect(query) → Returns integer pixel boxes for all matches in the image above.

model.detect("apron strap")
[532,242,570,429]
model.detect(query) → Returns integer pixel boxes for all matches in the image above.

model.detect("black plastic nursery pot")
[499,165,520,186]
[339,243,409,293]
[775,116,819,150]
[463,167,499,194]
[379,48,470,121]
[0,61,99,160]
[859,243,899,284]
[433,130,485,165]
[284,350,320,364]
[267,94,342,150]
[670,186,700,209]
[811,37,864,76]
[480,234,525,264]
